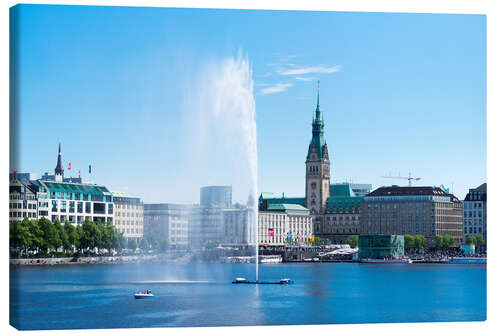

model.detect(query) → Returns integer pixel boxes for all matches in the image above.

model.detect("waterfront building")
[143,204,190,248]
[112,192,144,240]
[358,235,404,259]
[200,185,232,208]
[9,179,38,221]
[36,180,114,224]
[360,186,463,244]
[258,204,312,246]
[462,183,487,248]
[323,183,363,244]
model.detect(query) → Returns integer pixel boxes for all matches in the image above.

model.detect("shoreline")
[10,256,486,266]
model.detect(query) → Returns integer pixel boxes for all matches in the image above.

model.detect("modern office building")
[113,192,144,240]
[200,186,232,208]
[143,204,190,248]
[360,186,463,244]
[463,183,487,247]
[9,179,38,221]
[258,204,313,246]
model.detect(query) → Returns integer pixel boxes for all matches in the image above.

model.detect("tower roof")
[54,142,64,176]
[308,81,327,160]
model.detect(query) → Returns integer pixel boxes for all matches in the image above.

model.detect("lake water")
[10,262,486,330]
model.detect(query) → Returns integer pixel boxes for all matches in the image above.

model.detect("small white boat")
[134,290,155,299]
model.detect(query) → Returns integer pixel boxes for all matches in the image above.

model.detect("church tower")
[305,81,330,216]
[54,142,64,180]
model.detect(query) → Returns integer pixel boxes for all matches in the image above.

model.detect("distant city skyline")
[11,5,486,203]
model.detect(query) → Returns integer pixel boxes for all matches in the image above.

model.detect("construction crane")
[381,172,421,187]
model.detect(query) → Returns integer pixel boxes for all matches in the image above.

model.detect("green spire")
[316,80,320,112]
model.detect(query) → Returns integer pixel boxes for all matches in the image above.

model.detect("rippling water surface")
[10,262,486,330]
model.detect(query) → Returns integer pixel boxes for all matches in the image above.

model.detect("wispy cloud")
[295,77,315,82]
[259,83,293,95]
[277,65,341,76]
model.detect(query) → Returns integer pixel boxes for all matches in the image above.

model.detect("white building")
[258,204,313,246]
[463,183,487,247]
[9,179,38,221]
[35,180,114,225]
[113,192,144,240]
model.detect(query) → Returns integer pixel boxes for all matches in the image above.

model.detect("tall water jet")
[184,52,259,281]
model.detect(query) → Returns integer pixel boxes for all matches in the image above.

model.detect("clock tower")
[305,82,330,223]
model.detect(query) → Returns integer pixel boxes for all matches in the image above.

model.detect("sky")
[10,4,486,203]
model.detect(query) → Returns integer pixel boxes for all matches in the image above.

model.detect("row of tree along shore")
[9,217,146,259]
[345,234,484,252]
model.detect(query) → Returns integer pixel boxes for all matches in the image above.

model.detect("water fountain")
[186,52,291,285]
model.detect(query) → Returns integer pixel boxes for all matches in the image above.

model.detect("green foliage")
[465,235,475,245]
[346,235,358,248]
[9,218,124,257]
[54,220,70,251]
[38,218,61,253]
[434,234,453,249]
[64,222,78,250]
[475,235,485,247]
[404,234,415,249]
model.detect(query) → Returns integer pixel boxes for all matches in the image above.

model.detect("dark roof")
[366,186,450,197]
[476,183,487,194]
[367,186,461,203]
[464,183,487,202]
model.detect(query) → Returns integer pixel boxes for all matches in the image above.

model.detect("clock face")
[311,182,317,190]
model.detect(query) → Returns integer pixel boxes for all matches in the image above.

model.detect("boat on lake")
[134,290,155,299]
[232,277,293,284]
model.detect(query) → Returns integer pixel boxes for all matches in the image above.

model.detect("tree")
[54,220,69,252]
[404,234,415,250]
[81,220,99,252]
[346,235,358,248]
[38,218,61,253]
[64,222,79,251]
[75,225,85,252]
[465,235,475,245]
[10,219,32,257]
[443,235,454,249]
[473,235,485,252]
[415,235,427,249]
[434,235,444,250]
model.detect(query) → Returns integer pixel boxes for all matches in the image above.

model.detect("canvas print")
[9,4,486,330]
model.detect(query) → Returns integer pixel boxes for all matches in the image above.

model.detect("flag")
[68,162,71,170]
[13,170,17,178]
[89,165,92,174]
[78,170,81,178]
[268,228,274,236]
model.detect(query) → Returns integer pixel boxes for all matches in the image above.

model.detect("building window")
[85,202,91,214]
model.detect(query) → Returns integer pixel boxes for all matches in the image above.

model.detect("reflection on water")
[10,262,486,330]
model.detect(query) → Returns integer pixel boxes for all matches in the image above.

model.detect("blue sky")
[11,4,486,203]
